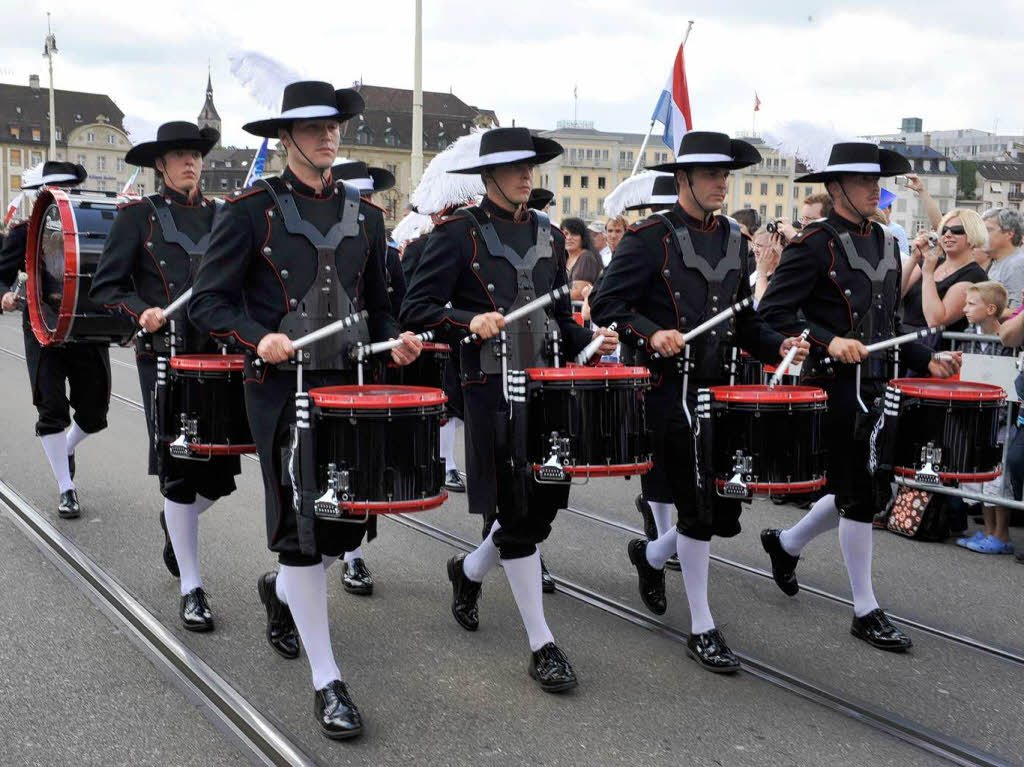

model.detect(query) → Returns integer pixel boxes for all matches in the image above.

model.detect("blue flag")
[243,139,269,188]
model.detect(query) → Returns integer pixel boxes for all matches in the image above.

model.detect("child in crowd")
[958,281,1016,554]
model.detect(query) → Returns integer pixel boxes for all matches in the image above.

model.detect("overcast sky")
[2,0,1021,150]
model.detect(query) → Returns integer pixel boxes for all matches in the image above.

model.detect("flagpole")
[631,20,693,178]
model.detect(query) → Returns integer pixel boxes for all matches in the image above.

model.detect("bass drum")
[24,187,135,346]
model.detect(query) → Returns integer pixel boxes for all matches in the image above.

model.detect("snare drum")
[705,384,828,498]
[24,187,135,346]
[522,364,652,481]
[383,341,450,389]
[888,378,1005,483]
[165,354,256,459]
[308,385,447,516]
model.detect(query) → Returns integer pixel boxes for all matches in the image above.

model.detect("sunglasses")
[941,225,966,236]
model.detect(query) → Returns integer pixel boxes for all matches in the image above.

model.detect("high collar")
[283,166,336,199]
[161,186,201,207]
[481,195,527,222]
[671,202,716,232]
[828,210,872,236]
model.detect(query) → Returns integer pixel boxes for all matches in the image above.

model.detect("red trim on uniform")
[226,187,265,204]
[709,384,828,404]
[211,329,258,351]
[894,467,1002,482]
[259,209,289,311]
[891,378,1006,402]
[339,491,448,514]
[715,477,827,494]
[659,234,680,328]
[466,230,498,311]
[825,240,854,333]
[143,213,171,304]
[169,353,247,372]
[116,199,146,211]
[113,302,141,320]
[626,323,650,342]
[629,220,661,232]
[309,384,448,409]
[525,365,650,381]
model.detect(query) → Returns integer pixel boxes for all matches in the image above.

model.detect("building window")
[32,128,41,141]
[774,204,783,217]
[386,163,397,176]
[805,186,813,196]
[55,128,62,141]
[436,131,447,150]
[220,178,228,190]
[561,197,570,214]
[77,154,86,165]
[30,151,42,165]
[10,148,22,166]
[562,175,571,188]
[356,125,369,145]
[760,182,768,195]
[781,158,787,169]
[597,197,604,212]
[744,181,752,195]
[10,175,21,190]
[580,198,589,217]
[87,131,95,142]
[759,203,767,216]
[107,134,116,145]
[580,176,589,189]
[97,156,106,171]
[9,126,19,139]
[598,176,606,190]
[235,179,242,189]
[116,158,124,172]
[775,183,784,196]
[200,178,207,191]
[602,150,609,160]
[792,207,799,220]
[137,184,145,195]
[793,186,800,199]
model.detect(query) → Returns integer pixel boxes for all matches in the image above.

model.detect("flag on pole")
[120,166,141,196]
[651,43,693,155]
[754,92,761,112]
[4,192,25,227]
[243,138,269,188]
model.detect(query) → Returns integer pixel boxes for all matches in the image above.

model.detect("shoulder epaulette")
[629,219,661,233]
[789,223,829,245]
[361,198,387,214]
[225,187,266,204]
[116,198,146,211]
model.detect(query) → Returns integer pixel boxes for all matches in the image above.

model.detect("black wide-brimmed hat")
[650,131,761,172]
[626,174,678,211]
[794,142,911,183]
[332,160,395,193]
[125,121,220,168]
[448,127,562,174]
[21,160,88,189]
[243,81,364,138]
[528,187,555,210]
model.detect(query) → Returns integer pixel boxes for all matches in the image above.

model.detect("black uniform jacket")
[0,221,28,323]
[386,243,406,316]
[90,188,216,331]
[400,235,428,284]
[187,168,400,355]
[399,197,592,364]
[589,204,783,368]
[757,212,932,374]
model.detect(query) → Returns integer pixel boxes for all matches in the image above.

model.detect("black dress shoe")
[444,469,466,493]
[446,555,482,631]
[57,489,80,519]
[761,528,799,596]
[850,609,912,652]
[540,557,555,594]
[159,511,180,578]
[68,452,75,480]
[529,642,578,692]
[314,680,363,740]
[627,538,666,615]
[342,558,374,595]
[1016,550,1024,565]
[181,587,214,632]
[257,572,300,659]
[686,628,741,673]
[635,494,658,541]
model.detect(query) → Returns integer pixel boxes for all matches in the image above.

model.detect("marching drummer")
[188,80,420,740]
[0,161,110,519]
[401,126,618,692]
[91,121,238,633]
[757,141,959,651]
[590,131,809,673]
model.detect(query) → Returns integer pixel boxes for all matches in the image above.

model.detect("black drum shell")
[165,359,255,453]
[892,394,1004,479]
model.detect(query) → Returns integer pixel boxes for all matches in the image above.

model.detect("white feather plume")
[602,171,671,216]
[122,114,161,144]
[228,50,306,112]
[20,162,44,190]
[762,121,873,173]
[410,131,486,215]
[392,210,432,246]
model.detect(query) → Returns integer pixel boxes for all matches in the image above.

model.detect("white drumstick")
[461,285,571,345]
[575,322,617,365]
[769,329,809,386]
[355,330,435,358]
[822,325,942,365]
[135,287,194,339]
[254,310,368,367]
[651,297,753,359]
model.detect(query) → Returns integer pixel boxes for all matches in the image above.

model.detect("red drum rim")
[340,491,448,514]
[525,365,650,381]
[894,467,1002,482]
[891,378,1006,402]
[25,187,78,345]
[169,354,248,372]
[184,443,257,455]
[715,477,827,494]
[709,384,827,404]
[532,461,653,477]
[309,384,447,409]
[420,341,451,353]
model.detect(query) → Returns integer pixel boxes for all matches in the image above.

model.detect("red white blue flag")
[651,44,693,155]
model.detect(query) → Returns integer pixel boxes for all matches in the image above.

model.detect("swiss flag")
[754,92,761,112]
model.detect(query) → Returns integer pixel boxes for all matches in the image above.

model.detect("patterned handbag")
[886,486,949,541]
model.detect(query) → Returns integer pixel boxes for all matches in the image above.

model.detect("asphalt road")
[0,313,1020,766]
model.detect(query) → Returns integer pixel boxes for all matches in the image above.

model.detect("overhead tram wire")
[0,337,1014,767]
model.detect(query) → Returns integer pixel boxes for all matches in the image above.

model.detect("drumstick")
[354,330,436,358]
[135,287,194,339]
[253,310,369,368]
[769,329,809,386]
[11,272,27,305]
[650,297,753,359]
[821,325,942,365]
[461,285,571,345]
[575,322,618,365]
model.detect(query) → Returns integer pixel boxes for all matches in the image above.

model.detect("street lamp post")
[411,0,424,188]
[43,13,58,158]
